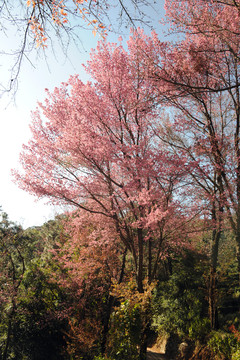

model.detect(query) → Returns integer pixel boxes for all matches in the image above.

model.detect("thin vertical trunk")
[236,240,240,286]
[236,158,240,285]
[139,340,147,360]
[148,237,152,284]
[137,228,147,359]
[209,229,220,329]
[234,59,240,284]
[209,193,222,329]
[2,311,13,360]
[137,228,144,293]
[118,247,127,284]
[101,295,115,355]
[151,230,164,281]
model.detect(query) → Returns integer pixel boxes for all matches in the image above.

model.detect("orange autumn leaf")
[26,0,108,47]
[60,8,67,16]
[27,0,36,7]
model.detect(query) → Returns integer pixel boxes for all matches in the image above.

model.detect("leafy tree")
[133,0,240,327]
[14,33,188,294]
[9,2,240,356]
[152,250,210,342]
[52,213,124,358]
[0,212,26,360]
[156,0,240,280]
[0,213,69,359]
[107,279,155,360]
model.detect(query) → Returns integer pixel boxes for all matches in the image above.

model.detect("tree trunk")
[139,341,147,360]
[236,178,240,286]
[148,237,152,284]
[137,228,144,293]
[209,197,222,329]
[2,314,13,360]
[101,295,115,355]
[209,267,219,329]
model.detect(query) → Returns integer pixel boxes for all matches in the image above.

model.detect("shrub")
[232,349,240,360]
[106,300,141,360]
[208,331,239,359]
[152,251,208,340]
[106,279,154,360]
[188,318,211,342]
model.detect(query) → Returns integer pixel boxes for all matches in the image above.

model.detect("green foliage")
[13,264,68,359]
[8,313,68,360]
[0,211,239,359]
[107,300,141,360]
[207,330,240,359]
[232,349,240,360]
[0,213,69,360]
[106,280,154,360]
[93,356,114,360]
[188,318,211,342]
[152,251,208,340]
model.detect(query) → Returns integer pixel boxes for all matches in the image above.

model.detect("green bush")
[189,318,211,341]
[152,251,208,339]
[232,349,240,360]
[106,300,141,360]
[208,331,239,359]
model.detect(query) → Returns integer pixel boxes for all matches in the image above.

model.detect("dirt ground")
[147,346,167,360]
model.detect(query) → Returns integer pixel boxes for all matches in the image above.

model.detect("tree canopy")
[6,1,240,359]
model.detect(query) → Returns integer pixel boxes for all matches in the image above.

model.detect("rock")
[177,340,196,359]
[179,342,189,357]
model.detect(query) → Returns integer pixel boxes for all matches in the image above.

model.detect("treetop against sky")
[0,0,164,96]
[0,0,239,228]
[0,0,165,227]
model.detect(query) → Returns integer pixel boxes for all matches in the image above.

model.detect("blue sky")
[0,3,166,228]
[0,29,98,227]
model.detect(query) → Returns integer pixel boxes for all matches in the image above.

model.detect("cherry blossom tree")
[14,32,188,294]
[157,93,231,328]
[138,0,240,326]
[51,211,126,356]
